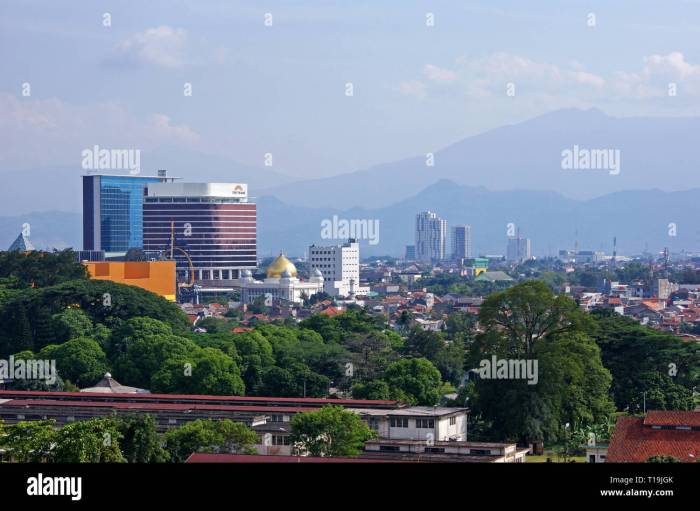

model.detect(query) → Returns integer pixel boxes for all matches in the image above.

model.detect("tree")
[445,311,475,340]
[647,455,681,463]
[0,279,190,357]
[256,365,329,398]
[39,337,108,388]
[162,419,257,463]
[588,311,699,412]
[247,295,269,314]
[0,418,125,463]
[115,415,168,463]
[470,332,614,444]
[196,317,229,334]
[108,316,173,359]
[229,330,274,391]
[52,308,94,343]
[0,420,57,462]
[150,347,245,396]
[0,249,87,288]
[290,405,375,457]
[479,280,588,355]
[404,328,465,385]
[384,358,443,405]
[111,333,199,389]
[471,283,615,444]
[9,350,66,391]
[351,380,391,400]
[52,418,125,463]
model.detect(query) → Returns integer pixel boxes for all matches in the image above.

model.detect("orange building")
[83,261,177,301]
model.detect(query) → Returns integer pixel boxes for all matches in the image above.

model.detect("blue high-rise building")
[82,173,172,252]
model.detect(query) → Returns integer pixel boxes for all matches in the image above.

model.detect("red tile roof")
[319,307,344,316]
[1,399,317,414]
[607,414,700,463]
[0,390,399,407]
[644,410,700,428]
[185,453,403,463]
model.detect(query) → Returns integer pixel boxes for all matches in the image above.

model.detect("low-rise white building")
[239,254,324,304]
[363,439,529,463]
[352,406,468,441]
[309,239,370,297]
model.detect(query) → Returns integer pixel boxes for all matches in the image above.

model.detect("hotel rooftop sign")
[146,182,248,199]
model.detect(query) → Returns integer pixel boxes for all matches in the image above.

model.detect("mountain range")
[259,108,700,209]
[4,181,698,258]
[1,108,699,257]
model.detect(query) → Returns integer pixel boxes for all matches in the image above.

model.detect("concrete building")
[353,406,467,441]
[362,439,529,463]
[655,278,679,300]
[404,245,416,261]
[142,182,256,283]
[239,253,324,305]
[506,236,531,263]
[0,390,469,458]
[308,239,369,297]
[415,211,447,263]
[452,225,472,260]
[83,260,177,301]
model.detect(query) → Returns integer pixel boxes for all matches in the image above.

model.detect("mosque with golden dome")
[239,253,324,304]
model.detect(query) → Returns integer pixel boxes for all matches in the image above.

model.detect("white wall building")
[506,236,532,263]
[416,211,447,262]
[239,254,324,304]
[353,407,468,441]
[308,239,369,297]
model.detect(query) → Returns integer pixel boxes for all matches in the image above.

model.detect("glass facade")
[83,175,161,252]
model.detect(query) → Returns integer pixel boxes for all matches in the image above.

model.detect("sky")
[1,0,700,179]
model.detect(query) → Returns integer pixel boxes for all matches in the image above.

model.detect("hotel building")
[143,182,256,283]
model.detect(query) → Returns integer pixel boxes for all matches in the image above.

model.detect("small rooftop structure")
[474,271,514,283]
[80,373,150,394]
[8,231,34,252]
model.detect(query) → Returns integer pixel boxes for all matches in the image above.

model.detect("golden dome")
[266,253,297,278]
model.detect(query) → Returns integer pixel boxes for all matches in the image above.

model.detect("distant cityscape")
[1,3,699,495]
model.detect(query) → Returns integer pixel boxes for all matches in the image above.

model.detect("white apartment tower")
[308,239,369,297]
[415,211,447,262]
[506,236,532,263]
[452,225,472,260]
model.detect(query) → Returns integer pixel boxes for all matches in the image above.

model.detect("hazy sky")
[2,0,700,178]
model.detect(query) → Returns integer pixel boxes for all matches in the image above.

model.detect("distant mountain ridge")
[259,108,700,209]
[3,181,698,258]
[259,180,700,258]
